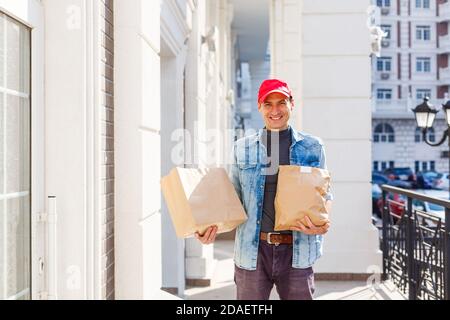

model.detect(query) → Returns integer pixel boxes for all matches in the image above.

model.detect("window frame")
[377,0,391,7]
[377,57,392,72]
[416,57,431,73]
[416,0,430,8]
[415,127,435,143]
[0,0,46,300]
[374,123,396,143]
[377,89,393,100]
[416,25,431,41]
[416,89,432,100]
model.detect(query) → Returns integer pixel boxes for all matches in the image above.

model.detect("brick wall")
[100,0,115,300]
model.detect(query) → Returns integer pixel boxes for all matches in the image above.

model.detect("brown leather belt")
[260,232,293,246]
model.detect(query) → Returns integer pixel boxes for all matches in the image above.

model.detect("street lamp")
[412,97,450,199]
[443,100,450,127]
[413,97,439,129]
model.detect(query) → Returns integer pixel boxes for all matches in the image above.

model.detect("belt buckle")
[267,232,281,246]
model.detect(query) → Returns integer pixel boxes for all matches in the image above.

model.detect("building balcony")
[438,35,450,53]
[372,99,411,118]
[439,1,450,22]
[373,98,447,119]
[440,66,450,83]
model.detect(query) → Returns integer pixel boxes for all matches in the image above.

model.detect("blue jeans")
[234,241,316,300]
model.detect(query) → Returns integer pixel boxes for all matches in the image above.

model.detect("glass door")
[0,12,31,300]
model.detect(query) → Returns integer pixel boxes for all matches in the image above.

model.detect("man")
[195,79,332,300]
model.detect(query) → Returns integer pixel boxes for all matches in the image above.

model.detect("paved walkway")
[183,241,406,300]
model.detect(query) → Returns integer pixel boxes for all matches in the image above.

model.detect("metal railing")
[381,185,450,300]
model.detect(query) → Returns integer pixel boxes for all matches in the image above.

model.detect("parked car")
[412,189,447,227]
[372,172,388,186]
[372,184,382,217]
[377,192,407,221]
[415,171,437,189]
[386,179,414,189]
[433,173,450,191]
[421,171,441,183]
[372,171,413,189]
[383,167,416,184]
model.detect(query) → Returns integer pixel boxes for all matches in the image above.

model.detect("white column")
[43,0,103,299]
[160,0,193,296]
[114,0,163,299]
[184,0,216,285]
[160,53,186,296]
[270,0,304,129]
[270,0,382,274]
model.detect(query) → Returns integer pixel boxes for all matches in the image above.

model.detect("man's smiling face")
[258,92,293,131]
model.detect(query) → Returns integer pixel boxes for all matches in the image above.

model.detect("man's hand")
[290,216,330,235]
[195,226,218,245]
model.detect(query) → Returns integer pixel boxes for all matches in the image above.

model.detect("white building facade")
[0,0,237,300]
[372,0,450,173]
[1,0,384,301]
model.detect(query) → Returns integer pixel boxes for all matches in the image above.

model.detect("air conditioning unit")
[381,40,390,48]
[381,7,390,15]
[381,73,390,80]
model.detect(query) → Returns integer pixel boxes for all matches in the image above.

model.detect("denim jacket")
[230,127,333,271]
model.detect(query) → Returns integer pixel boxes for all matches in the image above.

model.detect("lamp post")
[412,97,450,200]
[412,97,450,300]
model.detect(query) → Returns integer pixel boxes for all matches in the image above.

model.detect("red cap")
[257,79,293,104]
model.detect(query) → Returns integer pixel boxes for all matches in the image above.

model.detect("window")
[380,161,394,170]
[377,57,392,72]
[374,123,395,143]
[416,57,431,72]
[381,25,392,39]
[415,161,436,172]
[0,13,32,300]
[416,26,431,40]
[374,161,395,171]
[377,0,391,7]
[416,89,431,100]
[415,127,435,143]
[416,0,430,8]
[377,89,392,100]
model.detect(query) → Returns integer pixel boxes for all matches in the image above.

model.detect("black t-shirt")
[260,127,292,234]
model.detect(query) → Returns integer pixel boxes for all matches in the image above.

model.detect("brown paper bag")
[275,165,332,231]
[161,167,248,238]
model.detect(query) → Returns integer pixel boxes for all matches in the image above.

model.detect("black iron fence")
[380,185,450,300]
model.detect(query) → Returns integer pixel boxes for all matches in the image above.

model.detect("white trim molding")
[161,0,192,56]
